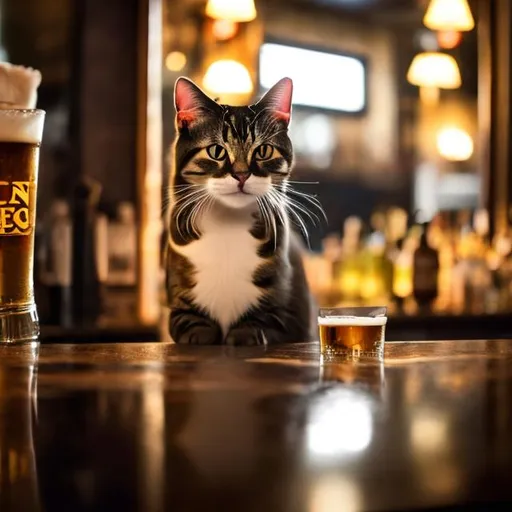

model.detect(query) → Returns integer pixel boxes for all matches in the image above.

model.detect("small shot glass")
[318,306,387,361]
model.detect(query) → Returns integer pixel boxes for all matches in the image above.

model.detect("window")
[259,42,366,113]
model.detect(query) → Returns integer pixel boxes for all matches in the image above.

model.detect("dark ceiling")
[272,0,427,24]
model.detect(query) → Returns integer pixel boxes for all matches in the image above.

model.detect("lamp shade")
[203,59,253,95]
[407,52,461,89]
[423,0,475,32]
[205,0,257,22]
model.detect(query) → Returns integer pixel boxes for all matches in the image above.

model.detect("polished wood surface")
[38,312,512,343]
[1,339,512,511]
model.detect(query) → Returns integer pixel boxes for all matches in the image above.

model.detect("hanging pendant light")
[407,51,461,105]
[407,52,461,89]
[205,0,257,23]
[437,127,474,161]
[203,59,254,96]
[423,0,475,32]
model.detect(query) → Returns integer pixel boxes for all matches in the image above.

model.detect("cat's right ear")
[174,77,218,130]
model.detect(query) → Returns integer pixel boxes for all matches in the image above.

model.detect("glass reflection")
[319,361,385,397]
[410,408,449,455]
[0,343,40,512]
[139,378,165,512]
[309,473,362,512]
[307,387,373,462]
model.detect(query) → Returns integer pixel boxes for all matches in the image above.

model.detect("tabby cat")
[165,76,317,345]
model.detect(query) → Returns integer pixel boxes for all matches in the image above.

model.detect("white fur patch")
[207,175,270,209]
[171,202,263,335]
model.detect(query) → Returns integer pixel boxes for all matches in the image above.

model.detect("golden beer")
[318,308,387,360]
[0,109,45,342]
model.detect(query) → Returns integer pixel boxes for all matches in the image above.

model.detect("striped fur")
[165,77,314,345]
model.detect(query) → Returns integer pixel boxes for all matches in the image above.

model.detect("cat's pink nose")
[233,172,250,190]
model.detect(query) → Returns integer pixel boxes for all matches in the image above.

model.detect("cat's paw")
[176,326,221,345]
[225,327,265,346]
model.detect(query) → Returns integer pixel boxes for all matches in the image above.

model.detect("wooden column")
[80,0,139,205]
[71,0,162,326]
[136,0,163,325]
[478,0,512,237]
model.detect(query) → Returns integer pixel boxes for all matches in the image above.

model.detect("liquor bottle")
[413,222,439,311]
[45,200,73,326]
[392,237,414,307]
[337,217,363,302]
[107,202,137,287]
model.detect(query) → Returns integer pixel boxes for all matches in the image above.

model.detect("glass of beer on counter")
[0,108,45,343]
[318,306,387,361]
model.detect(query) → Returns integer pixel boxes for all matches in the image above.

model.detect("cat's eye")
[254,144,274,161]
[206,144,227,161]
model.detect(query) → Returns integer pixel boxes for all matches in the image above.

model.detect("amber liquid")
[0,142,39,308]
[319,322,385,359]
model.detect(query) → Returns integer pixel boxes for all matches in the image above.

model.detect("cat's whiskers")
[286,190,327,223]
[189,193,214,237]
[173,188,209,239]
[264,191,287,240]
[286,180,320,185]
[259,196,278,251]
[268,191,288,230]
[162,184,200,214]
[256,196,277,251]
[274,183,327,222]
[267,188,309,242]
[266,197,279,252]
[284,194,322,224]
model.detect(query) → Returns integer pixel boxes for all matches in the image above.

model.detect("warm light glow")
[437,30,463,49]
[424,0,475,32]
[203,59,253,95]
[407,52,461,89]
[309,475,362,512]
[437,127,474,161]
[307,389,372,461]
[419,86,440,105]
[205,0,257,22]
[212,19,239,40]
[165,51,187,72]
[393,257,413,299]
[411,409,449,454]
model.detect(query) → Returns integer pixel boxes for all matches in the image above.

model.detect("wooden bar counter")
[1,339,512,511]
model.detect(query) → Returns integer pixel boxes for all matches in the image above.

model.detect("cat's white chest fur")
[174,204,263,335]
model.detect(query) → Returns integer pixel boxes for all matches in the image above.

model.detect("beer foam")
[318,315,387,326]
[0,109,45,143]
[0,62,41,109]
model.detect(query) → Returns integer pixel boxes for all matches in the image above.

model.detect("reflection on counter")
[0,344,39,512]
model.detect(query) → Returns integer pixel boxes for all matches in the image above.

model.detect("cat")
[164,76,319,346]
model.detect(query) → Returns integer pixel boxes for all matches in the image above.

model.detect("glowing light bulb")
[423,0,475,32]
[203,60,253,95]
[437,127,474,161]
[407,52,461,89]
[205,0,257,22]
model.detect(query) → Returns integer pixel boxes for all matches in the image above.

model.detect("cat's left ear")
[255,77,293,125]
[174,76,219,129]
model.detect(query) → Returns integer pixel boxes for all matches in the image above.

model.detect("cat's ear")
[174,77,218,129]
[255,77,293,125]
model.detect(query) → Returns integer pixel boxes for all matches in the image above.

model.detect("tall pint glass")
[0,109,45,343]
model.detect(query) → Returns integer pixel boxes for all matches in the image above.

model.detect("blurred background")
[2,0,511,340]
